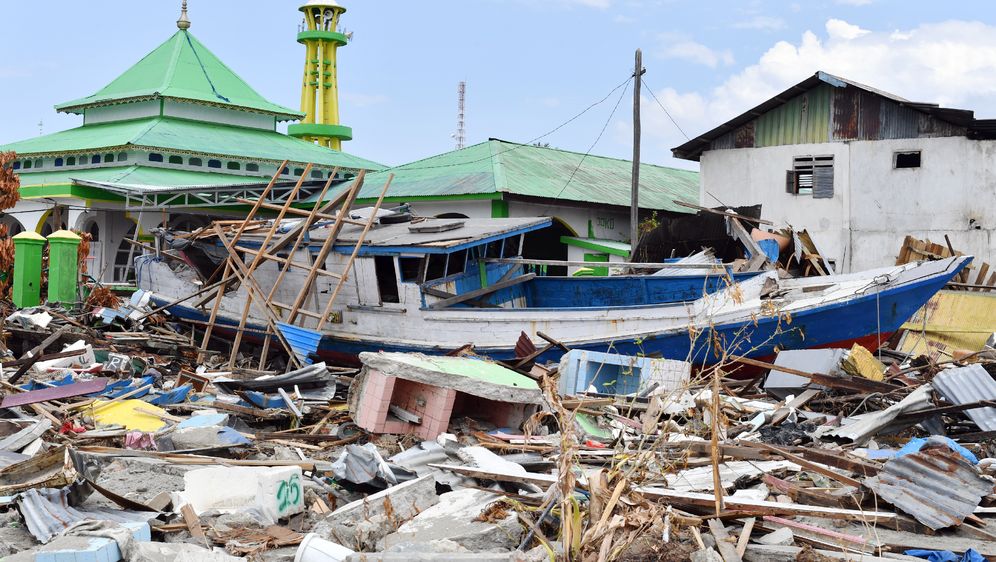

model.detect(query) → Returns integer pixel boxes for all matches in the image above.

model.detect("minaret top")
[177,0,191,30]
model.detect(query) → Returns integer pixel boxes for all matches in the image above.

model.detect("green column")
[12,231,45,308]
[46,230,81,306]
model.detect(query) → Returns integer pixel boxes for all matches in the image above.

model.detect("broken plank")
[735,518,754,558]
[752,443,862,488]
[707,518,743,562]
[427,463,558,487]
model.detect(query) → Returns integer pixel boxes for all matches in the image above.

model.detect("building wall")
[700,136,996,272]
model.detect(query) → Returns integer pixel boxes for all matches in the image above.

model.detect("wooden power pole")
[630,49,644,257]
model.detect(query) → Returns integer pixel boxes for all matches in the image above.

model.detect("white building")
[672,71,996,273]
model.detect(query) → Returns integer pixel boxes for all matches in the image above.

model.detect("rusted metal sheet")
[857,91,881,140]
[864,447,993,530]
[734,121,755,148]
[832,87,860,140]
[878,99,922,139]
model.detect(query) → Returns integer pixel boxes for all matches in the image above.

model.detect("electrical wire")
[548,79,631,203]
[381,74,634,173]
[642,77,690,141]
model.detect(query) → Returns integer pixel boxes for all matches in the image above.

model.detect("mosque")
[1,1,699,283]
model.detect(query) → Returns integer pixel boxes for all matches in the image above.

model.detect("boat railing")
[483,258,733,271]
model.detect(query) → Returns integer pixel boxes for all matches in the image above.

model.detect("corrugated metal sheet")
[821,384,934,445]
[857,91,881,140]
[754,85,831,147]
[277,322,322,365]
[734,122,755,148]
[899,291,996,360]
[17,486,156,543]
[832,86,860,140]
[864,448,992,530]
[932,364,996,431]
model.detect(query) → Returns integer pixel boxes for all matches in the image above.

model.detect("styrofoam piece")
[295,533,355,562]
[181,465,304,523]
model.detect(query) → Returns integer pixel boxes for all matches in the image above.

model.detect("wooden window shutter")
[813,165,834,199]
[786,170,796,194]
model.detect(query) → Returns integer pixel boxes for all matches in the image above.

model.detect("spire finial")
[177,0,191,30]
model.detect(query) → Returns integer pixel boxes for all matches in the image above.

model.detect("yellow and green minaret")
[287,0,352,151]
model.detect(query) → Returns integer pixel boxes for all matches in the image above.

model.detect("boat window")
[424,254,447,282]
[398,257,421,282]
[374,256,400,303]
[446,250,467,277]
[502,235,520,257]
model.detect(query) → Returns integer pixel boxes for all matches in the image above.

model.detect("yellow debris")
[89,399,167,432]
[842,343,885,381]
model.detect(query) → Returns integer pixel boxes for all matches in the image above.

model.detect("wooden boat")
[137,217,970,367]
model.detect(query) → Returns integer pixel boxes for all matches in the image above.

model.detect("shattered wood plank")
[786,446,881,477]
[761,474,864,510]
[707,518,743,562]
[729,355,898,394]
[427,463,559,487]
[753,443,862,488]
[637,487,898,523]
[767,388,821,426]
[180,503,208,545]
[735,518,754,558]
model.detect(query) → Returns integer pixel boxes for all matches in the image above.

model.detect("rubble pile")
[1,287,996,562]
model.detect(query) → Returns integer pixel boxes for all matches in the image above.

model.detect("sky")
[3,1,996,171]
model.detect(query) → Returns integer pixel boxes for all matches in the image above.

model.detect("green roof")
[1,117,384,171]
[15,164,260,189]
[55,31,303,120]
[313,139,699,211]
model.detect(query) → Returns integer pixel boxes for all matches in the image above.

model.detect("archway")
[0,214,25,237]
[522,217,575,276]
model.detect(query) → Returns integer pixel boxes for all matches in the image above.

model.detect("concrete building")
[672,71,996,272]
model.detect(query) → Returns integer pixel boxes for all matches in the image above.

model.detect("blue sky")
[3,1,996,170]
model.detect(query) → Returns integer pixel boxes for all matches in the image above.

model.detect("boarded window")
[894,151,921,169]
[786,155,834,198]
[398,257,422,282]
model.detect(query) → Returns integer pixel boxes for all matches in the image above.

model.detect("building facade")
[673,71,996,272]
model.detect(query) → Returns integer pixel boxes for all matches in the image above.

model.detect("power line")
[642,77,690,141]
[385,74,634,173]
[549,79,631,202]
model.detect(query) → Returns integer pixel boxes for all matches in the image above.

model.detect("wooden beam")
[426,273,535,310]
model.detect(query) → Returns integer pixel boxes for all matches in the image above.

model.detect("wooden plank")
[735,518,755,558]
[484,258,731,270]
[180,503,207,545]
[426,273,536,310]
[427,463,558,487]
[708,518,743,562]
[8,327,69,384]
[235,247,341,277]
[637,487,898,523]
[752,444,864,488]
[767,388,821,426]
[974,263,990,292]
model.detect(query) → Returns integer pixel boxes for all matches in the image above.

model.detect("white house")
[672,71,996,273]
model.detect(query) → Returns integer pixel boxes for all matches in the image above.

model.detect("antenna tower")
[456,81,466,149]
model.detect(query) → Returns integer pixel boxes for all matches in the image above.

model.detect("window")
[23,160,31,169]
[502,235,521,258]
[34,159,42,168]
[149,153,164,162]
[189,157,202,166]
[895,151,921,169]
[91,155,101,164]
[446,250,467,277]
[227,161,240,170]
[311,170,324,179]
[374,256,400,304]
[293,167,305,176]
[11,161,20,170]
[168,155,183,164]
[104,153,114,163]
[279,165,289,176]
[246,163,259,172]
[66,156,76,166]
[117,152,128,162]
[54,157,63,167]
[786,155,833,198]
[398,257,422,282]
[424,254,447,282]
[208,159,221,169]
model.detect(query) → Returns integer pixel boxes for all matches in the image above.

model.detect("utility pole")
[630,49,644,257]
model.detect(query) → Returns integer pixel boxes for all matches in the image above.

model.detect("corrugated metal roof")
[864,447,993,530]
[311,140,699,212]
[1,117,385,172]
[16,165,260,190]
[932,364,996,431]
[820,384,934,445]
[17,486,157,543]
[55,31,302,119]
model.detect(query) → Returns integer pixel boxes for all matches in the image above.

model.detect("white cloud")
[342,92,389,108]
[642,19,996,164]
[733,15,786,31]
[658,37,734,68]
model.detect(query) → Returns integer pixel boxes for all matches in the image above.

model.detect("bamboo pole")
[285,171,366,325]
[317,175,394,330]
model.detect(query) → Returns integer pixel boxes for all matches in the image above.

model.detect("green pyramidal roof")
[55,30,303,120]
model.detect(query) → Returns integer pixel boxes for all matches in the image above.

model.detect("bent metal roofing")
[0,117,385,172]
[55,30,302,120]
[309,139,699,212]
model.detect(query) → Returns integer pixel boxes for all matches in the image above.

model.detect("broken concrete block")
[312,474,439,551]
[180,465,304,523]
[130,542,245,562]
[381,489,523,552]
[756,527,794,546]
[295,533,355,562]
[689,548,724,562]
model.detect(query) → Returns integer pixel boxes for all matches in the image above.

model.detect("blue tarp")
[906,548,984,562]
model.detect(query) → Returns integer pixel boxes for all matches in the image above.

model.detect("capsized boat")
[137,216,970,367]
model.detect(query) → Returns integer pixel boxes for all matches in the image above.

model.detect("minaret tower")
[288,1,352,151]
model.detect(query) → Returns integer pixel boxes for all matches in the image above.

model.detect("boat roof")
[332,217,552,255]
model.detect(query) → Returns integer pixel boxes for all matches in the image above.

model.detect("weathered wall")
[700,136,996,272]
